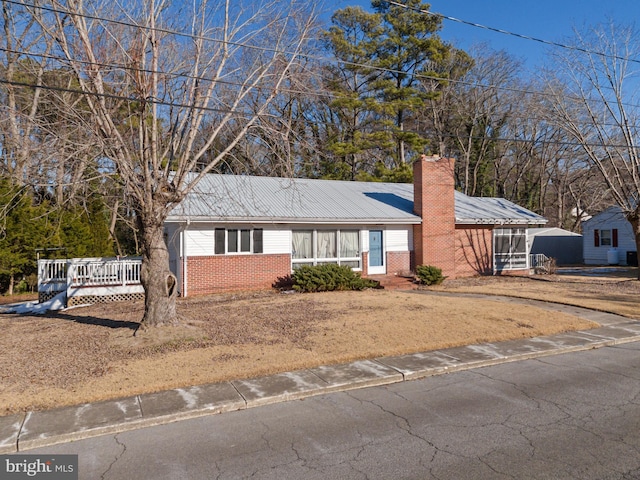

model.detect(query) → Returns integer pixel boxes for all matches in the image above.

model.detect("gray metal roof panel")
[167,174,546,225]
[528,227,581,237]
[169,174,420,224]
[454,192,547,225]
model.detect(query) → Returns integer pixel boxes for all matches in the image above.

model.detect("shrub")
[534,257,557,275]
[291,264,379,293]
[415,265,446,286]
[272,274,294,290]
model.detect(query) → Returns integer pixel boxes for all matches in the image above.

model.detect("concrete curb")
[3,316,640,454]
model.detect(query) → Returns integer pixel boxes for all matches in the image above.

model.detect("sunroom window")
[494,227,527,271]
[340,230,360,268]
[292,229,361,269]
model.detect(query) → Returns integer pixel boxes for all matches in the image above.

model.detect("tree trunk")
[631,216,640,281]
[138,218,178,329]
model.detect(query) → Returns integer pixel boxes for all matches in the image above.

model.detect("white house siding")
[582,207,636,265]
[360,226,411,252]
[185,228,216,256]
[180,225,291,256]
[385,226,412,252]
[171,224,415,258]
[264,229,291,254]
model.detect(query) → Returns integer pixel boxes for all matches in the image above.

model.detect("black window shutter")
[215,228,225,254]
[253,229,263,253]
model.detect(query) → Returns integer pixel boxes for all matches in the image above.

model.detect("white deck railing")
[67,258,142,287]
[38,259,68,285]
[529,253,550,268]
[38,257,142,288]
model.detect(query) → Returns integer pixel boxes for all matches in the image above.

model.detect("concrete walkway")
[2,292,640,454]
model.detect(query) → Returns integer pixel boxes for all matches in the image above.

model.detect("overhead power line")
[7,0,640,100]
[0,77,257,117]
[384,0,640,63]
[5,0,639,122]
[3,0,640,146]
[385,0,640,65]
[3,73,638,149]
[0,46,326,101]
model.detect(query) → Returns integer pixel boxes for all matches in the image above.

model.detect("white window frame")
[600,229,612,246]
[215,227,263,255]
[292,229,361,270]
[493,227,528,272]
[227,228,251,253]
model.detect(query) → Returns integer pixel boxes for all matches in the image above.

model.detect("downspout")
[182,219,189,298]
[492,220,503,276]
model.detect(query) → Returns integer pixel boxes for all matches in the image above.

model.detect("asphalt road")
[30,341,640,479]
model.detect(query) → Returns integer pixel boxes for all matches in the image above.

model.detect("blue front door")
[369,230,384,273]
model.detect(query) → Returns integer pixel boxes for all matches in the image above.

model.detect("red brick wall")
[455,225,493,276]
[361,252,369,276]
[186,254,291,295]
[413,155,456,278]
[386,251,411,274]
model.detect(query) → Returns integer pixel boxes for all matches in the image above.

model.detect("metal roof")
[454,193,547,225]
[528,227,582,237]
[167,174,546,226]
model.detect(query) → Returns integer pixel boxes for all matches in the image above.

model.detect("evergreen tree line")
[0,0,622,294]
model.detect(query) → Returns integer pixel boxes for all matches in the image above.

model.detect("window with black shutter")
[214,227,263,254]
[253,229,263,253]
[215,228,225,254]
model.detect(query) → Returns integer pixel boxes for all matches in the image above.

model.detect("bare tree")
[24,0,318,327]
[1,0,53,184]
[422,46,521,197]
[547,22,640,278]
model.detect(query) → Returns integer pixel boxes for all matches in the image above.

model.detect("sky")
[323,0,640,70]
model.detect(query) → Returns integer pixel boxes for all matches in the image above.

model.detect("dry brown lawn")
[432,270,640,318]
[1,271,638,416]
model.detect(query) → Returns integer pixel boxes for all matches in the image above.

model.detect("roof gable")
[582,206,625,227]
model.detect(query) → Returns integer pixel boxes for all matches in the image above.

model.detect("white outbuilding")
[582,206,637,266]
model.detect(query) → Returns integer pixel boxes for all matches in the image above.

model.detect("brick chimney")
[413,155,456,278]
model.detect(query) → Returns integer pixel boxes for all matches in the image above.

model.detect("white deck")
[38,257,143,307]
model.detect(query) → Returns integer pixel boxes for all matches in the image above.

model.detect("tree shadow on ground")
[49,311,141,331]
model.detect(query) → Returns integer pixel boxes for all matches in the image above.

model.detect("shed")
[528,228,583,266]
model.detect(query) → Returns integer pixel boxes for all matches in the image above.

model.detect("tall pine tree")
[323,0,458,177]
